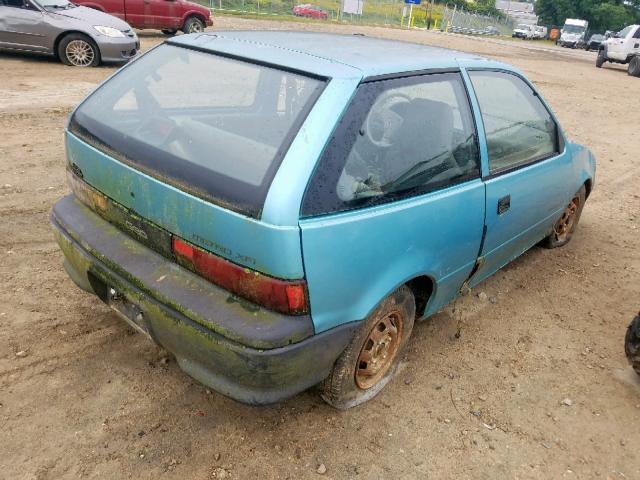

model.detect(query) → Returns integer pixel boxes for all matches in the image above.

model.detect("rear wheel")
[541,186,586,249]
[625,314,640,376]
[58,33,100,67]
[182,16,205,34]
[628,56,640,77]
[596,49,607,68]
[321,286,415,409]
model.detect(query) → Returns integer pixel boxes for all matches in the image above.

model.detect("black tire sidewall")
[183,16,205,33]
[321,286,416,410]
[625,315,640,375]
[58,33,100,67]
[628,56,640,77]
[596,49,606,68]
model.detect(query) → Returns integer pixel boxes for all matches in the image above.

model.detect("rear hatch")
[66,43,325,312]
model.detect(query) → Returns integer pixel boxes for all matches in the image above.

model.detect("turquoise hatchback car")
[51,32,596,408]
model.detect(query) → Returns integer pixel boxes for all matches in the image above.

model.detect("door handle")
[497,195,511,215]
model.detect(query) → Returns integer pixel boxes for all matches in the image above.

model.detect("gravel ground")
[1,16,639,480]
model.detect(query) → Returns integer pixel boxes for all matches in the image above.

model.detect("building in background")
[495,1,538,26]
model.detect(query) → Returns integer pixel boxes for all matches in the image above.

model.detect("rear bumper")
[51,195,358,404]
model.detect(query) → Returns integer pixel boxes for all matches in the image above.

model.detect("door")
[142,0,181,29]
[0,0,49,52]
[122,0,147,28]
[299,72,485,333]
[124,0,179,29]
[93,0,127,23]
[466,70,573,286]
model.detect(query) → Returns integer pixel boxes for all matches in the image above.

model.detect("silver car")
[0,0,139,66]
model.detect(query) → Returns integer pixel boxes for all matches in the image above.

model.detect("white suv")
[597,24,640,76]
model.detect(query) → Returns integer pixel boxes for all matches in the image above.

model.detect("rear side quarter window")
[302,72,480,217]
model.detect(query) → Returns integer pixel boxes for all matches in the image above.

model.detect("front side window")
[617,26,633,38]
[469,71,559,174]
[563,25,585,34]
[70,44,325,218]
[302,72,480,217]
[1,0,27,7]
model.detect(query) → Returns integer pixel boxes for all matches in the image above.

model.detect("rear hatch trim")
[65,131,306,280]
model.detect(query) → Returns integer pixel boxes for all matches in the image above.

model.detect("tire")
[321,286,415,410]
[182,16,205,34]
[162,29,178,36]
[596,49,607,68]
[625,314,640,376]
[541,185,586,249]
[628,56,640,77]
[57,33,100,67]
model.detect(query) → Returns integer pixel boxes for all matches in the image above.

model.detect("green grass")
[193,0,445,28]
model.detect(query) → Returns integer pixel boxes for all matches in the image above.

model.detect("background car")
[0,0,138,66]
[52,32,595,409]
[582,33,604,51]
[533,25,548,39]
[512,24,534,39]
[292,4,328,19]
[73,0,213,35]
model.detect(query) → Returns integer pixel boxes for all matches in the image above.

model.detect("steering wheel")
[364,92,412,148]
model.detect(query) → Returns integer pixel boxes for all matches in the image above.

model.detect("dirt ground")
[1,17,639,480]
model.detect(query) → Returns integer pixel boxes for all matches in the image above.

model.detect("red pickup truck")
[75,0,213,34]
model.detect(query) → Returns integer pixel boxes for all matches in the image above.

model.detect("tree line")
[535,0,640,32]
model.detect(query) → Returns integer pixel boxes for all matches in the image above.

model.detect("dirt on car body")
[0,18,639,480]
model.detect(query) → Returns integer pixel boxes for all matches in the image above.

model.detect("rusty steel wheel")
[552,194,580,243]
[355,312,403,389]
[321,286,415,410]
[542,185,586,249]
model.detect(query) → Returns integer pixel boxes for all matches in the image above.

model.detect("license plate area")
[107,287,151,338]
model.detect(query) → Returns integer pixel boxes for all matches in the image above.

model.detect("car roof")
[168,31,497,79]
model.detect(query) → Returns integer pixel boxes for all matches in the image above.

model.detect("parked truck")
[596,24,640,77]
[558,18,589,48]
[74,0,213,35]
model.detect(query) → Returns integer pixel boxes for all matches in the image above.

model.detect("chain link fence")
[190,0,512,33]
[440,4,515,35]
[191,0,445,29]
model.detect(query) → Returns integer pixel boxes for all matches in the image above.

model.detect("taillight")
[172,236,309,315]
[67,168,108,212]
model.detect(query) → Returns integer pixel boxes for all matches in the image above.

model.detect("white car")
[533,26,548,40]
[512,24,534,39]
[597,24,640,76]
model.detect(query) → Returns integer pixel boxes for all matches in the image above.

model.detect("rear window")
[70,44,325,218]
